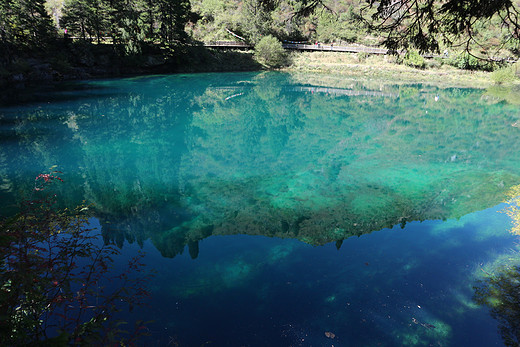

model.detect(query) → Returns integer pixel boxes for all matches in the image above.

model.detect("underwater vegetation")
[1,73,520,258]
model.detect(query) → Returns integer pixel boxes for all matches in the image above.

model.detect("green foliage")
[110,1,147,54]
[239,0,275,44]
[491,66,517,85]
[254,35,287,68]
[403,50,425,69]
[61,0,110,43]
[45,0,65,27]
[1,0,517,73]
[0,0,56,57]
[513,61,520,77]
[425,57,443,69]
[190,0,371,45]
[0,169,152,345]
[357,51,369,63]
[363,0,520,55]
[474,266,520,346]
[59,0,191,55]
[156,0,190,47]
[190,0,240,42]
[190,0,520,70]
[446,52,495,71]
[314,7,367,44]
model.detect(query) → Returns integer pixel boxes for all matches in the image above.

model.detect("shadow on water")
[1,72,520,259]
[0,81,122,107]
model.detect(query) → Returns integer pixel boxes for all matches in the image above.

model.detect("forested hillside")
[188,0,520,57]
[1,0,520,83]
[37,0,520,55]
[2,0,190,56]
[189,0,372,45]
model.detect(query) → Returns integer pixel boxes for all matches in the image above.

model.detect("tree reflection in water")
[474,266,520,347]
[3,73,520,259]
[474,184,520,347]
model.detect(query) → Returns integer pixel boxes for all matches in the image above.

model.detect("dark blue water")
[1,72,520,346]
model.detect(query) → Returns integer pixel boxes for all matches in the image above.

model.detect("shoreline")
[1,48,512,91]
[283,51,495,89]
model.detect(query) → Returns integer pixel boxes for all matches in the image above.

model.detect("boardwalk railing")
[204,41,252,48]
[203,41,391,54]
[282,43,390,54]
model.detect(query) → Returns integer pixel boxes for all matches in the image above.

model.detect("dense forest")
[2,0,520,82]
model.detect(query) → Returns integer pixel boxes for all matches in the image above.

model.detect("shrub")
[513,61,520,77]
[425,57,443,69]
[357,52,369,63]
[446,52,495,71]
[403,50,425,69]
[254,35,288,68]
[0,169,152,345]
[491,66,517,85]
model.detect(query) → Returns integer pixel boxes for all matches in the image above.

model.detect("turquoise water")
[2,72,520,345]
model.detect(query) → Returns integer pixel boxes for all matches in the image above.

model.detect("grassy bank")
[283,51,496,88]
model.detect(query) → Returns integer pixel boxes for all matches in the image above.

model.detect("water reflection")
[1,72,520,259]
[474,265,520,346]
[504,184,520,235]
[471,184,520,346]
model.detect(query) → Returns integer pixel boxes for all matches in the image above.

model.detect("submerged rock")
[324,331,336,339]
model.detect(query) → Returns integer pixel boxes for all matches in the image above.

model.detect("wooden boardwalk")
[204,41,391,54]
[282,43,390,54]
[204,41,252,49]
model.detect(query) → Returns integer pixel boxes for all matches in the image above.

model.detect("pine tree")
[156,0,191,47]
[108,0,147,54]
[61,0,110,43]
[0,0,56,57]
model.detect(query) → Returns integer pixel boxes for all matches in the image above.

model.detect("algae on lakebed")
[2,72,520,255]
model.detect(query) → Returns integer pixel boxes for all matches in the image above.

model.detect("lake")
[1,72,520,346]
